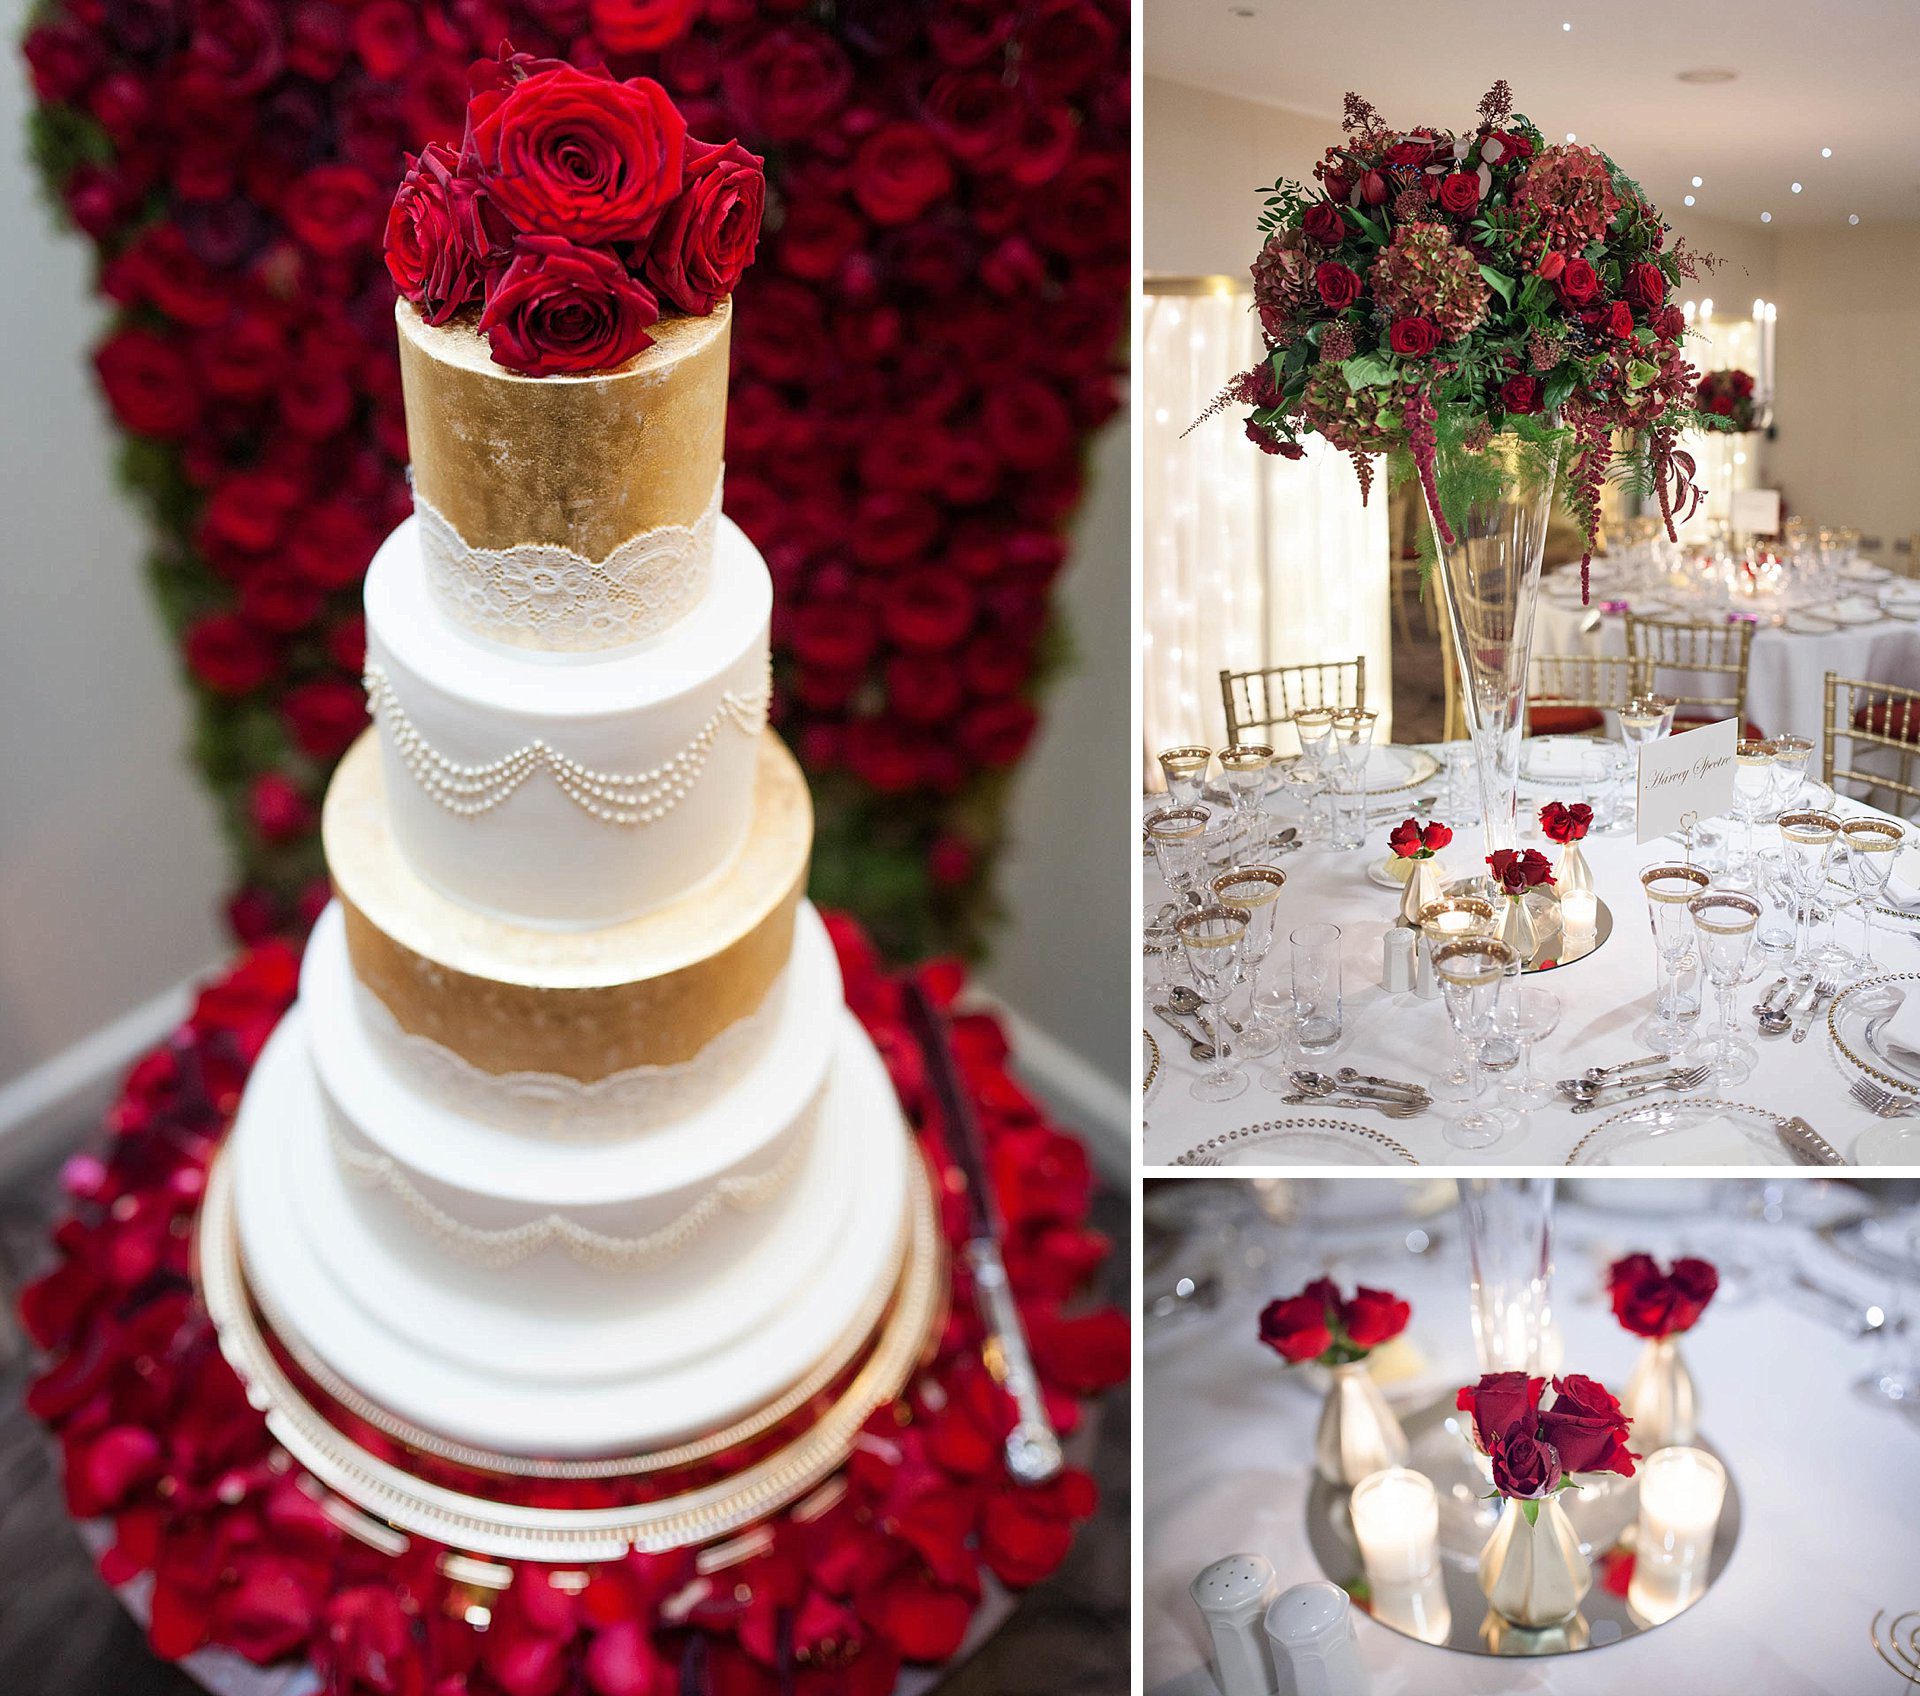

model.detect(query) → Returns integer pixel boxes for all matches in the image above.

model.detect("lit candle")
[1629,1446,1727,1625]
[1349,1467,1439,1586]
[1561,890,1598,938]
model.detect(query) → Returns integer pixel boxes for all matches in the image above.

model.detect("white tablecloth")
[1143,1182,1920,1695]
[1533,569,1920,744]
[1143,749,1912,1168]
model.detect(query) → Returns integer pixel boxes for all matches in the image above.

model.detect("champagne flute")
[1728,738,1777,887]
[1147,806,1212,908]
[1842,817,1904,972]
[1211,866,1287,1056]
[1292,709,1337,843]
[1769,734,1814,816]
[1617,694,1676,828]
[1176,904,1250,1103]
[1157,746,1212,810]
[1638,863,1711,1055]
[1433,937,1521,1150]
[1329,709,1378,852]
[1688,891,1761,1086]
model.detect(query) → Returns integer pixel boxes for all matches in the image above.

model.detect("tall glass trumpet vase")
[1422,433,1561,883]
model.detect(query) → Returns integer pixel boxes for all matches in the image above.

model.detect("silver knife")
[1777,1116,1846,1166]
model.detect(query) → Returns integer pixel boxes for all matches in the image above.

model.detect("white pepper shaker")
[1188,1553,1280,1696]
[1264,1581,1370,1696]
[1381,925,1415,994]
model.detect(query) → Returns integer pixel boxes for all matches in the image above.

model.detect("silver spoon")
[1150,1003,1215,1062]
[1291,1070,1426,1108]
[1758,974,1807,1035]
[1166,984,1243,1031]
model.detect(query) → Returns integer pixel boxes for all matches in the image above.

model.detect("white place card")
[1732,487,1781,536]
[1637,717,1737,846]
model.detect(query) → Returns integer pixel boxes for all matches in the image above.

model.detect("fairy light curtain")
[1142,281,1391,784]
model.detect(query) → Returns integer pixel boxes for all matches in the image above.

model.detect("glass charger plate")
[1305,1397,1741,1658]
[1169,1116,1418,1167]
[1142,1028,1160,1100]
[1268,744,1441,798]
[1826,974,1920,1093]
[1565,1098,1816,1166]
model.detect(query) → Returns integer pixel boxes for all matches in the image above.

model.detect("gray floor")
[0,1153,1128,1696]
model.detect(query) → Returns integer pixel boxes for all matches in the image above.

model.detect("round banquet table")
[1142,1179,1920,1695]
[1143,746,1917,1168]
[1533,561,1920,744]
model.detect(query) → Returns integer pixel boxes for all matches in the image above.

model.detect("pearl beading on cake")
[327,1090,821,1272]
[363,659,770,825]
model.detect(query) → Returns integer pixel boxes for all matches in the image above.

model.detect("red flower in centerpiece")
[1488,847,1554,895]
[1388,316,1441,357]
[1258,1276,1410,1366]
[1388,817,1453,858]
[1458,1371,1636,1500]
[1539,801,1593,844]
[1607,1252,1720,1338]
[1302,200,1346,246]
[1436,170,1482,214]
[1314,261,1363,309]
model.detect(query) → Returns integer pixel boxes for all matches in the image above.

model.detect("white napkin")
[1879,990,1920,1074]
[1834,595,1884,625]
[1525,738,1588,778]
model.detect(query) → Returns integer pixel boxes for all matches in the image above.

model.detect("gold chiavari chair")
[1220,657,1366,745]
[1524,653,1654,738]
[1623,613,1760,736]
[1824,672,1920,816]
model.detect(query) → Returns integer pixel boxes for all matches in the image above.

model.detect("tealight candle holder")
[1350,1467,1439,1586]
[1629,1446,1727,1625]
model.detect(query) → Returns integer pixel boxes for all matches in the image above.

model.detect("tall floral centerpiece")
[1223,83,1721,873]
[1457,1371,1637,1628]
[1609,1252,1719,1452]
[1697,368,1760,433]
[1259,1277,1413,1485]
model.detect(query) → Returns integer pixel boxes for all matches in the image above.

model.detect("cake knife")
[904,982,1064,1486]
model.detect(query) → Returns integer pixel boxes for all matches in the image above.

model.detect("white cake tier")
[305,901,835,1243]
[231,1000,912,1457]
[363,511,771,930]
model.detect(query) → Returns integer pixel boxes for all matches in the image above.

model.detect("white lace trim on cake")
[415,470,724,652]
[352,973,781,1139]
[363,659,770,824]
[329,1090,821,1272]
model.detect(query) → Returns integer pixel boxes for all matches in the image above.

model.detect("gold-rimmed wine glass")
[1292,710,1337,844]
[1688,890,1762,1086]
[1211,865,1287,1056]
[1842,816,1905,972]
[1157,745,1212,810]
[1146,806,1212,908]
[1729,738,1777,885]
[1433,937,1521,1150]
[1328,709,1378,851]
[1779,810,1841,972]
[1176,904,1251,1103]
[1418,897,1497,1104]
[1219,743,1274,858]
[1638,863,1711,1055]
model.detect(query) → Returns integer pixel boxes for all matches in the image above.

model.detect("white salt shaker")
[1264,1581,1369,1696]
[1188,1553,1280,1696]
[1381,926,1415,994]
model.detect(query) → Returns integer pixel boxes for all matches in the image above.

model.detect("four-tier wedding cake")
[202,52,937,1544]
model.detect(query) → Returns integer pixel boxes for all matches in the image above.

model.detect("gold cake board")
[195,1140,946,1572]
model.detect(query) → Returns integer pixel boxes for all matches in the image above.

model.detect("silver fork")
[1279,1093,1421,1120]
[1569,1065,1710,1114]
[1791,977,1840,1045]
[1849,1077,1920,1118]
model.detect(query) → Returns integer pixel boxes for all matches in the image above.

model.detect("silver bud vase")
[1622,1334,1698,1453]
[1313,1360,1408,1486]
[1478,1494,1592,1628]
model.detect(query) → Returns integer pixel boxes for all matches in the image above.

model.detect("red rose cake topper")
[385,46,766,376]
[1607,1252,1720,1338]
[1389,817,1453,859]
[1539,801,1592,844]
[1457,1370,1636,1509]
[1258,1276,1412,1366]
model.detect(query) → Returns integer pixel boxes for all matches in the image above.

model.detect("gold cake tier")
[396,295,729,566]
[323,728,810,1083]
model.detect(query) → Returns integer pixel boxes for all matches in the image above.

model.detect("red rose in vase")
[1258,1276,1410,1366]
[1388,817,1452,858]
[1488,847,1554,895]
[1490,1430,1560,1499]
[1458,1371,1636,1498]
[468,63,686,246]
[479,235,662,376]
[1456,1369,1544,1452]
[1389,317,1441,357]
[1539,801,1593,844]
[641,136,766,314]
[1539,1372,1637,1476]
[1607,1252,1720,1338]
[1315,261,1363,309]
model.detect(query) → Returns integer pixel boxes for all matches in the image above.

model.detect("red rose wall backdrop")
[22,0,1130,959]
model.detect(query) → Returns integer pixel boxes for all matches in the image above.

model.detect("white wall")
[0,45,1130,1121]
[0,49,228,1091]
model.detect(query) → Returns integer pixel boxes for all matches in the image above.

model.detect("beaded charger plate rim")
[1260,744,1441,799]
[1167,1116,1419,1168]
[1826,972,1920,1094]
[1563,1097,1837,1166]
[194,1143,946,1566]
[1303,1395,1743,1658]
